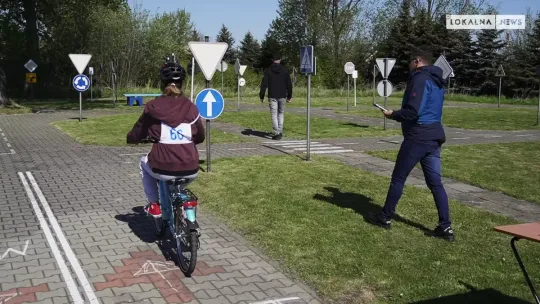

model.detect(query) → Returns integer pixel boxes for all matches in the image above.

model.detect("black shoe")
[366,212,391,229]
[272,133,282,140]
[424,226,455,242]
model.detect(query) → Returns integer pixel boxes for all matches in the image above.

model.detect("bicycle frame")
[157,179,198,236]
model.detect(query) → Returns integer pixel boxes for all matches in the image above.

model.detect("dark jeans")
[381,139,451,229]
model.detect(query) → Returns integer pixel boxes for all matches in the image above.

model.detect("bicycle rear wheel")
[175,208,198,276]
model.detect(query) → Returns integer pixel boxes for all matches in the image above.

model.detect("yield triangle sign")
[239,65,247,76]
[188,42,228,81]
[376,58,396,78]
[495,64,505,77]
[69,54,92,74]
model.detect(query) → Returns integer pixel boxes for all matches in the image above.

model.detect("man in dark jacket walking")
[260,53,293,140]
[368,50,455,242]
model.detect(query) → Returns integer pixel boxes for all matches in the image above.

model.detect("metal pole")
[204,35,211,172]
[237,75,240,111]
[384,80,387,130]
[190,57,195,102]
[347,75,349,111]
[221,62,224,95]
[511,237,540,304]
[307,73,311,161]
[372,65,376,105]
[537,80,540,126]
[79,92,82,122]
[90,74,93,101]
[354,75,357,107]
[498,77,502,108]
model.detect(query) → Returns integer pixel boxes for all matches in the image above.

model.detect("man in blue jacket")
[368,51,454,242]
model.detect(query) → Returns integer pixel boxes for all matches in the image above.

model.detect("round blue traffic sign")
[195,89,224,120]
[73,74,90,92]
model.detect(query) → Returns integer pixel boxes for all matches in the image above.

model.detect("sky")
[128,0,540,47]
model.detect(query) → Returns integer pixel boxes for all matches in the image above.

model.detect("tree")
[239,31,261,69]
[472,29,506,95]
[259,31,281,70]
[0,68,8,106]
[216,24,236,63]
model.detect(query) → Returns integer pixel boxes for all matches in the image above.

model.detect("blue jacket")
[391,65,446,143]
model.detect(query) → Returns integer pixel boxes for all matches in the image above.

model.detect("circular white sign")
[238,77,246,87]
[377,80,393,97]
[344,62,355,74]
[216,61,228,72]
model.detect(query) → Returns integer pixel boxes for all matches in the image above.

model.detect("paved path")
[0,112,322,304]
[1,110,540,304]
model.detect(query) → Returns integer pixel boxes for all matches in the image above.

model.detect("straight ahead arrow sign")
[203,90,216,117]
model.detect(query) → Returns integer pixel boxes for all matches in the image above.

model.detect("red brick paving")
[0,283,49,304]
[95,250,225,303]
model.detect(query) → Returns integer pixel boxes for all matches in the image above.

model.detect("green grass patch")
[368,141,540,204]
[192,155,538,303]
[336,107,540,130]
[52,113,253,146]
[216,111,400,138]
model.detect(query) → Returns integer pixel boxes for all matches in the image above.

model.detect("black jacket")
[259,63,293,100]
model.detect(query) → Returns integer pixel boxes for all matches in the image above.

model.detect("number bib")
[159,115,198,144]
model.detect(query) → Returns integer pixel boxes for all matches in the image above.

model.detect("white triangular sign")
[188,42,228,81]
[69,54,92,74]
[376,58,395,78]
[239,65,247,76]
[301,51,311,71]
[495,65,505,77]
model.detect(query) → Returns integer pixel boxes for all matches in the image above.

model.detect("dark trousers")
[381,139,451,229]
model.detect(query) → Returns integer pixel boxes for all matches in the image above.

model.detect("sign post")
[301,45,314,161]
[89,67,94,101]
[188,37,228,172]
[217,61,228,95]
[495,65,505,108]
[376,58,396,130]
[372,64,379,106]
[536,66,540,125]
[344,62,355,111]
[234,59,247,111]
[24,59,38,99]
[352,70,358,106]
[69,54,92,122]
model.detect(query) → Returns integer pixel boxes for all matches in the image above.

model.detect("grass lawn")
[52,113,253,146]
[240,96,403,109]
[191,155,538,304]
[216,111,401,138]
[368,141,540,204]
[336,107,540,130]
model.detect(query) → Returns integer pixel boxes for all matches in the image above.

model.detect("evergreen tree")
[473,29,506,95]
[239,31,261,69]
[216,24,236,63]
[379,0,415,85]
[259,30,281,70]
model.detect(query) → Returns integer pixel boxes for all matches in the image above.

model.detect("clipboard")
[373,103,387,112]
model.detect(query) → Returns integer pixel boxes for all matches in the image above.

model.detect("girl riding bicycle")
[127,54,205,217]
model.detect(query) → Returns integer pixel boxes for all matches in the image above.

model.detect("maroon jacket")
[127,95,205,174]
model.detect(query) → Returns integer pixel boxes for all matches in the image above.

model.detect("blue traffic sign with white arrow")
[73,74,90,92]
[195,88,224,120]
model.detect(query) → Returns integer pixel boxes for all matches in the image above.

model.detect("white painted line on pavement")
[340,142,358,145]
[250,297,301,304]
[118,152,147,156]
[291,146,345,151]
[516,134,534,137]
[280,144,330,148]
[305,149,354,154]
[263,140,312,144]
[26,172,100,304]
[227,148,257,151]
[452,137,471,140]
[18,172,85,304]
[0,149,15,156]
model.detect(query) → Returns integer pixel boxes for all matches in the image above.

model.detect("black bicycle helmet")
[159,53,186,86]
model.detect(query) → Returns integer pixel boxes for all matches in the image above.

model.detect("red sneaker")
[145,202,162,218]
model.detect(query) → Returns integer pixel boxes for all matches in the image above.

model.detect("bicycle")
[140,137,201,276]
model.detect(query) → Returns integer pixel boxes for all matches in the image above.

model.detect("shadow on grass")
[313,186,431,232]
[115,206,181,267]
[241,128,273,139]
[410,281,532,304]
[341,122,370,128]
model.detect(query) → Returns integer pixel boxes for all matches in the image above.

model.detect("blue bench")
[124,93,161,106]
